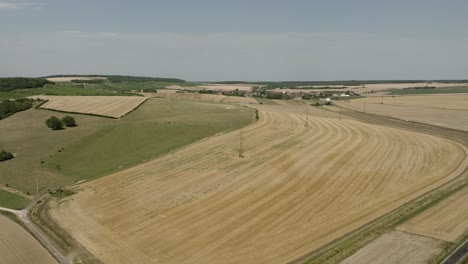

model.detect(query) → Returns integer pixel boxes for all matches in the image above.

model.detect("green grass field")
[0,190,30,209]
[0,108,115,193]
[0,98,253,193]
[385,86,468,95]
[46,98,254,181]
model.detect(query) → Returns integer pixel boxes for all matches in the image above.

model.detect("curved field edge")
[27,104,258,263]
[48,110,466,264]
[295,107,468,264]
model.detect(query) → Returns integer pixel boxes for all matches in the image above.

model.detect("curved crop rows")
[51,110,467,264]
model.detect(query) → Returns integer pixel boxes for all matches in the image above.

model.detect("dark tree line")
[0,98,33,120]
[0,78,53,92]
[45,75,185,83]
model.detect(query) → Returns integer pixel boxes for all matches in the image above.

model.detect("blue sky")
[1,0,468,81]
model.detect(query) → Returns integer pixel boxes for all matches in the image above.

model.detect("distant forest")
[0,78,53,92]
[45,75,186,83]
[214,80,468,89]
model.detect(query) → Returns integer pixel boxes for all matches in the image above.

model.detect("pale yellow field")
[341,231,443,264]
[46,77,107,82]
[32,96,147,118]
[0,215,57,264]
[156,92,258,104]
[338,94,468,131]
[221,96,258,104]
[398,186,468,242]
[50,110,467,264]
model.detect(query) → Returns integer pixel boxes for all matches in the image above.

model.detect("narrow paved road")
[0,195,70,264]
[442,239,468,264]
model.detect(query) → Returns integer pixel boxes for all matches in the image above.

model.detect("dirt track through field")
[51,109,467,264]
[33,96,147,118]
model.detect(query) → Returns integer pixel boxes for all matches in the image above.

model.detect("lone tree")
[62,115,76,127]
[46,116,63,130]
[0,150,14,161]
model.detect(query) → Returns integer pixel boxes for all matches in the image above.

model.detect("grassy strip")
[296,170,468,264]
[0,210,25,228]
[0,189,31,210]
[29,197,103,263]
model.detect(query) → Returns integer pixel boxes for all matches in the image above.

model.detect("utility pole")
[305,104,309,127]
[381,96,384,104]
[239,129,244,158]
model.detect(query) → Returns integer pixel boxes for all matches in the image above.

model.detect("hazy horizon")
[1,0,467,81]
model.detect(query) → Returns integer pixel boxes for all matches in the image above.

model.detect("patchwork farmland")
[50,109,467,264]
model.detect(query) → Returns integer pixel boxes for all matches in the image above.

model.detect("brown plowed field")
[338,94,468,131]
[341,231,443,264]
[33,96,147,118]
[0,215,57,264]
[51,110,467,264]
[398,186,468,242]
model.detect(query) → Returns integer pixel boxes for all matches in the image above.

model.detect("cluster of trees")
[0,78,53,92]
[0,98,33,119]
[46,75,185,83]
[0,150,14,161]
[46,115,77,130]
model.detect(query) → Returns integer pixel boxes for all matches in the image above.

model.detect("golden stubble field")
[50,107,467,264]
[338,94,468,131]
[32,96,148,118]
[0,215,57,264]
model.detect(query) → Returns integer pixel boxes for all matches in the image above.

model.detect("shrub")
[62,115,76,127]
[46,116,63,130]
[0,150,14,161]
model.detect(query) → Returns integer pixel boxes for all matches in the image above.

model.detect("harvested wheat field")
[157,92,226,102]
[398,186,468,242]
[221,96,258,104]
[341,231,443,264]
[0,215,57,264]
[32,96,147,118]
[338,94,468,131]
[50,110,467,264]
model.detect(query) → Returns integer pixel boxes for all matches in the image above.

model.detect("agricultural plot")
[341,231,443,264]
[46,98,254,182]
[338,94,468,131]
[398,186,468,242]
[0,107,114,193]
[0,214,57,264]
[33,96,148,118]
[50,110,467,264]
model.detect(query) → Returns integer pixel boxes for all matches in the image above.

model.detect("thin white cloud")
[0,1,36,10]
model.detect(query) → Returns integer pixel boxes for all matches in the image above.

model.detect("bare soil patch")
[341,231,443,264]
[398,186,468,242]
